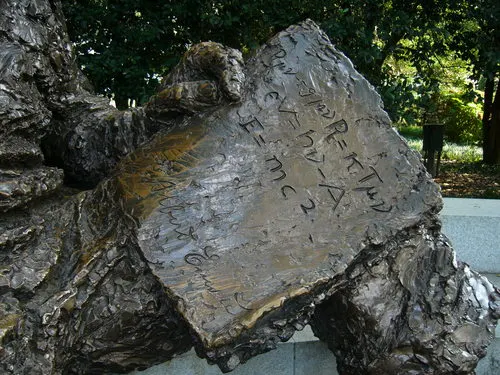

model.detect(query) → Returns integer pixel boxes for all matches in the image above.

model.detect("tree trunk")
[482,74,500,164]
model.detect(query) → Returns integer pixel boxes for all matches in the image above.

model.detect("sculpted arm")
[0,1,244,373]
[44,42,245,187]
[0,1,244,194]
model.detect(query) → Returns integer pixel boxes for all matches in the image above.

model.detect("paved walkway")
[441,198,500,273]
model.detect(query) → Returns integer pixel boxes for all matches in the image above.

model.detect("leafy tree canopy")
[63,1,459,109]
[63,0,499,163]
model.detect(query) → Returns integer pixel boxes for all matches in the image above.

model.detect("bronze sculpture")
[0,2,498,374]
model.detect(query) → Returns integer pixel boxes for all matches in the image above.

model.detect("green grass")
[441,143,482,162]
[396,126,482,163]
[404,138,482,163]
[397,125,422,139]
[396,126,499,199]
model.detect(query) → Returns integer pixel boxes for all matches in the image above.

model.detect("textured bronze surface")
[114,21,440,352]
[0,2,498,374]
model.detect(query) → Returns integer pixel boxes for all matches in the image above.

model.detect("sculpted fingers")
[147,80,220,115]
[180,42,245,101]
[148,42,245,115]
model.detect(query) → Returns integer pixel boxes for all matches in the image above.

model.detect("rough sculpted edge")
[0,2,498,374]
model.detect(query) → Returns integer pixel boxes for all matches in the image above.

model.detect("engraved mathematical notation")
[145,200,249,316]
[139,37,392,312]
[126,37,387,324]
[239,74,393,220]
[260,33,344,85]
[188,257,255,318]
[134,177,254,316]
[135,157,250,319]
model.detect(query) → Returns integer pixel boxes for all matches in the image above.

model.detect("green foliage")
[398,94,482,148]
[441,143,482,163]
[401,137,482,163]
[62,0,497,154]
[398,124,483,164]
[437,93,483,145]
[397,126,423,140]
[444,0,499,164]
[63,0,466,111]
[63,0,189,108]
[446,0,499,81]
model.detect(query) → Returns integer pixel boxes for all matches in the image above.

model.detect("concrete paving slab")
[294,341,338,375]
[123,337,499,375]
[441,198,500,217]
[476,338,500,375]
[289,325,318,343]
[441,215,500,272]
[440,199,500,273]
[125,349,220,375]
[230,344,294,375]
[125,344,295,375]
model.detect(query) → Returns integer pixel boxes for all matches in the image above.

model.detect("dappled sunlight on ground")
[435,161,500,198]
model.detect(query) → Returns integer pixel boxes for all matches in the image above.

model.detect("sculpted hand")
[145,42,245,115]
[42,42,245,188]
